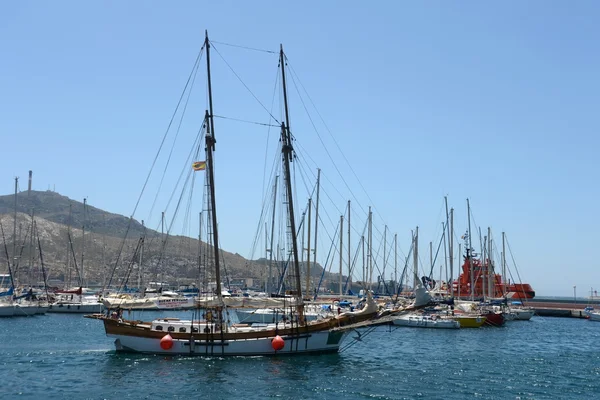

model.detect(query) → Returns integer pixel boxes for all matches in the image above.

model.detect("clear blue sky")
[2,1,599,297]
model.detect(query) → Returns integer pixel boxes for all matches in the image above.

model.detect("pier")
[526,298,598,319]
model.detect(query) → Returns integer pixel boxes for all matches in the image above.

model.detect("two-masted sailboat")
[86,32,380,356]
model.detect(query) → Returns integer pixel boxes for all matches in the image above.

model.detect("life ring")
[205,311,213,321]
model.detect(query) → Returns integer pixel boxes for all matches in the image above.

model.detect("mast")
[347,200,351,292]
[449,207,454,297]
[339,215,343,296]
[502,231,506,295]
[467,199,474,301]
[394,233,397,294]
[367,206,373,292]
[361,235,365,286]
[312,169,321,294]
[279,44,304,322]
[305,197,311,297]
[81,197,87,287]
[383,225,387,294]
[413,227,419,290]
[12,177,18,278]
[66,203,72,289]
[487,227,493,297]
[198,212,203,290]
[205,31,221,303]
[138,220,145,290]
[29,209,34,284]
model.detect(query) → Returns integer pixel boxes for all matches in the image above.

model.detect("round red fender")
[271,335,285,351]
[160,334,174,350]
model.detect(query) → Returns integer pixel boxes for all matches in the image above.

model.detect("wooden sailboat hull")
[86,304,379,356]
[110,329,347,356]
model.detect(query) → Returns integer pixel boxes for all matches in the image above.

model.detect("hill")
[0,190,338,291]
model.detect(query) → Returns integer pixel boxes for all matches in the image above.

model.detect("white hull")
[14,304,38,316]
[0,304,15,317]
[48,302,104,313]
[108,329,347,356]
[36,304,49,315]
[512,308,534,320]
[392,314,460,329]
[103,296,195,310]
[587,311,600,322]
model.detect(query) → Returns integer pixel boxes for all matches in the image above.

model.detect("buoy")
[160,334,174,350]
[271,335,285,351]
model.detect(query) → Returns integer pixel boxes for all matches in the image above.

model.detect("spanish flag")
[192,161,206,171]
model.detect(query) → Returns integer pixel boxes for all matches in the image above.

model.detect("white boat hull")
[392,315,460,329]
[512,309,534,320]
[108,329,348,356]
[48,302,104,313]
[0,304,15,317]
[14,304,38,316]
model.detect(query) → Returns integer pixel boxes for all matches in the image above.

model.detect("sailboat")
[86,32,382,356]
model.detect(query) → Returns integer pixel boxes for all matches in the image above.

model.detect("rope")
[210,40,277,54]
[210,41,280,125]
[213,114,279,127]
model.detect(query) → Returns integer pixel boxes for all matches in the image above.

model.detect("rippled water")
[1,312,599,399]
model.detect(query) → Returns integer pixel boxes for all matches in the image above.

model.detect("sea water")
[1,311,599,399]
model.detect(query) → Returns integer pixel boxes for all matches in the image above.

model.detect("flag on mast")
[192,161,206,171]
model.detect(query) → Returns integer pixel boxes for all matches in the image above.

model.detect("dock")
[526,299,594,319]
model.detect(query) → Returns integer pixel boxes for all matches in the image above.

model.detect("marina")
[1,2,599,399]
[1,310,600,399]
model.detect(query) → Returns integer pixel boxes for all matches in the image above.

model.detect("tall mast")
[488,227,493,297]
[467,199,474,301]
[198,212,204,290]
[383,225,387,293]
[394,233,397,294]
[279,44,303,322]
[312,169,321,292]
[367,206,373,291]
[305,197,311,297]
[502,231,506,295]
[138,220,145,290]
[450,207,454,297]
[205,31,221,301]
[347,200,351,293]
[81,197,86,287]
[339,215,343,296]
[361,235,365,286]
[12,177,18,276]
[413,227,419,289]
[66,203,72,289]
[29,209,34,283]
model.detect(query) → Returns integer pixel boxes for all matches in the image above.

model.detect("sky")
[1,1,599,297]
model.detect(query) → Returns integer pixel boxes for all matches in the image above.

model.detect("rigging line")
[286,60,386,224]
[213,114,279,127]
[261,68,280,208]
[147,46,204,223]
[210,40,277,54]
[285,69,370,225]
[132,44,206,221]
[210,41,280,125]
[161,126,205,222]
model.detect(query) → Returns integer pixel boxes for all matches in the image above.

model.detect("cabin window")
[179,327,187,333]
[192,327,199,333]
[156,325,163,331]
[168,326,175,332]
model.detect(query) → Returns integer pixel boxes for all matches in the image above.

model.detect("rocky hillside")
[0,190,334,290]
